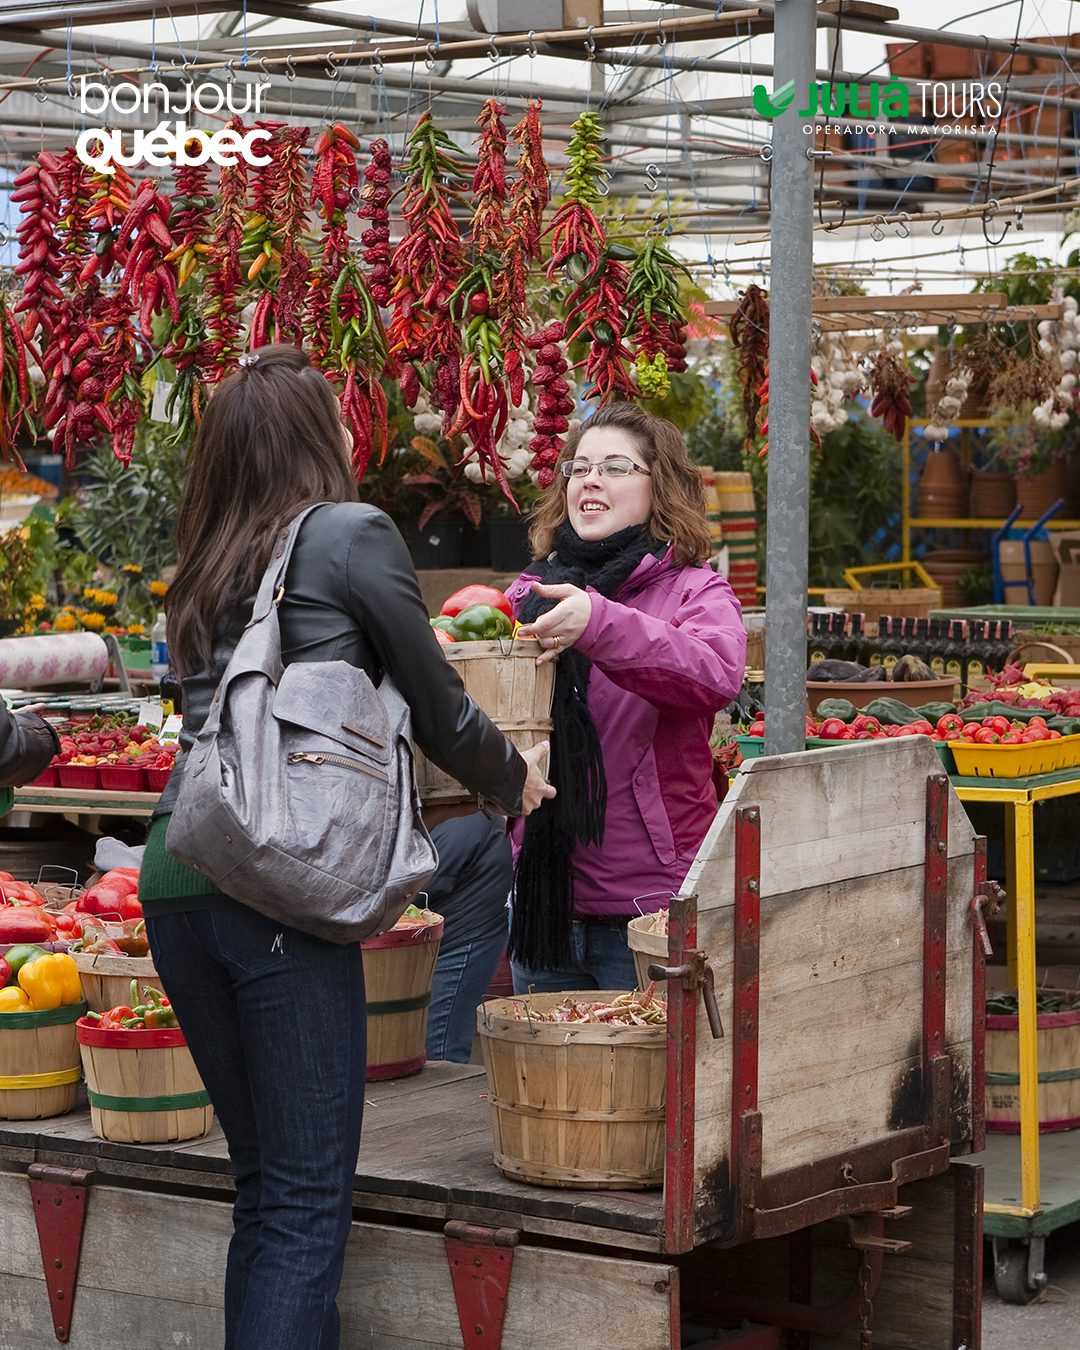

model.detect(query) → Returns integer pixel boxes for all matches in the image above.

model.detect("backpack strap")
[248,502,332,628]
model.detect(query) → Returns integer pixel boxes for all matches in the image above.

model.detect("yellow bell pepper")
[17,952,82,1010]
[0,985,31,1012]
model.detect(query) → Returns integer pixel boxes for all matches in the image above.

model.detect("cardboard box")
[1050,531,1080,608]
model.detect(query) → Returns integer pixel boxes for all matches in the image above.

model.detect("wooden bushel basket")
[413,639,554,803]
[477,992,667,1190]
[76,1019,214,1144]
[361,914,444,1080]
[0,1002,84,1120]
[73,951,159,1014]
[986,997,1080,1133]
[627,913,668,990]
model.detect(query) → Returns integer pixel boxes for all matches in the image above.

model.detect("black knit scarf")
[510,520,665,971]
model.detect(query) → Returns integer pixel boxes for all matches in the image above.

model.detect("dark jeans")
[425,813,514,1063]
[146,902,365,1350]
[510,918,638,993]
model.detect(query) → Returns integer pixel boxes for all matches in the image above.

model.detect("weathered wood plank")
[687,740,975,907]
[0,1173,674,1349]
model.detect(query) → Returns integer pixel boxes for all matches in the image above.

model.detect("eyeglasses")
[559,457,652,479]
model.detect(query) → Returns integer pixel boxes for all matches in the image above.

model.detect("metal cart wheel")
[992,1236,1047,1305]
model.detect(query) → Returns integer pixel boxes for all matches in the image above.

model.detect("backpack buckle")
[273,586,285,605]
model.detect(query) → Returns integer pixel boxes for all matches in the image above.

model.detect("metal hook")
[34,77,48,103]
[425,42,438,70]
[1015,203,1025,232]
[596,170,610,197]
[585,26,597,60]
[526,30,538,59]
[759,143,773,163]
[657,16,668,46]
[370,48,384,76]
[930,210,945,236]
[65,72,77,100]
[824,199,848,232]
[326,51,340,80]
[894,212,911,239]
[284,54,297,83]
[223,58,236,85]
[488,35,500,62]
[644,163,660,192]
[981,200,1010,247]
[258,56,272,81]
[870,215,887,242]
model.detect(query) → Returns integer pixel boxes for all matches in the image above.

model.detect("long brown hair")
[528,402,711,565]
[167,344,358,675]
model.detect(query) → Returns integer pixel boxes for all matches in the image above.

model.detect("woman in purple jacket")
[509,402,747,992]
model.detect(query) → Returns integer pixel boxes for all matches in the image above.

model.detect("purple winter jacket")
[507,548,746,917]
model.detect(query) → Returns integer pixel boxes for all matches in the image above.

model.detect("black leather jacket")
[0,704,58,787]
[156,503,525,817]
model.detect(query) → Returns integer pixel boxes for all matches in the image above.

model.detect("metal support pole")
[763,0,816,756]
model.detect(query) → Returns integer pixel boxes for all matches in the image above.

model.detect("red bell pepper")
[0,956,10,988]
[0,905,53,943]
[439,584,513,620]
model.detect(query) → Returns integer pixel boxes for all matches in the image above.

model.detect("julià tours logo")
[752,79,1003,134]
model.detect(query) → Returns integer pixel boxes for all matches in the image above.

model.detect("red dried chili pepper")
[361,139,393,307]
[203,117,250,379]
[499,101,549,410]
[121,179,179,337]
[389,112,468,429]
[12,152,65,345]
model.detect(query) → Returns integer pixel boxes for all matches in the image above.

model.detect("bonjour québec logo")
[72,75,274,172]
[751,78,1004,133]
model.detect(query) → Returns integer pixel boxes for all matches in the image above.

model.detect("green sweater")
[138,815,229,917]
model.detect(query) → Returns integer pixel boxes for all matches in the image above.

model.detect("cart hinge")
[970,878,1003,958]
[444,1221,521,1350]
[27,1164,93,1343]
[647,950,724,1039]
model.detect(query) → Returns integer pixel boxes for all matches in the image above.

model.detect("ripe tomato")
[1000,731,1024,744]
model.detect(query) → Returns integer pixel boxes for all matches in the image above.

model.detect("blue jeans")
[146,902,365,1350]
[425,814,513,1063]
[510,919,638,993]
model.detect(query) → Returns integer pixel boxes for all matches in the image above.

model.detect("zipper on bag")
[287,751,389,783]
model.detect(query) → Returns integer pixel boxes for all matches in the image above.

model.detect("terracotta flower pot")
[1014,461,1067,520]
[969,468,1016,520]
[918,447,968,519]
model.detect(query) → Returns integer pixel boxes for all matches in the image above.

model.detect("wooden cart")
[0,740,986,1347]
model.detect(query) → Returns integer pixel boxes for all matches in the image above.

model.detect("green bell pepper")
[815,698,858,723]
[447,603,514,642]
[862,697,921,727]
[3,944,48,977]
[429,616,457,634]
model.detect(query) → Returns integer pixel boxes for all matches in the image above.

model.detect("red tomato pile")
[744,714,1065,745]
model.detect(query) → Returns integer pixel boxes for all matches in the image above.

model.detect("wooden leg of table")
[1013,799,1040,1215]
[1004,801,1017,986]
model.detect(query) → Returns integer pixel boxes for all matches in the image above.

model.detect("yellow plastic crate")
[949,732,1080,779]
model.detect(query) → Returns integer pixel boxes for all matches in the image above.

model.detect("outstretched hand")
[519,582,592,666]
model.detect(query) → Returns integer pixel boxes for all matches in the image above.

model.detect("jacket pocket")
[630,745,678,869]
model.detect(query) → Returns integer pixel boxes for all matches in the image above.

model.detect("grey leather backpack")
[166,504,437,943]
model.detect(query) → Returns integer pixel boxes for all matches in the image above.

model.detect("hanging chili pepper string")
[389,111,468,428]
[444,98,516,501]
[160,155,216,443]
[500,100,550,410]
[203,116,250,380]
[12,151,64,348]
[360,139,393,307]
[626,236,690,399]
[307,122,359,370]
[0,291,33,467]
[547,110,634,405]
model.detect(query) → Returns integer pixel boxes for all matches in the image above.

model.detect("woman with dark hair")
[509,401,746,991]
[138,345,553,1350]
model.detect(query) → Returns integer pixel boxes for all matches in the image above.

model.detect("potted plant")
[362,435,485,571]
[987,407,1069,518]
